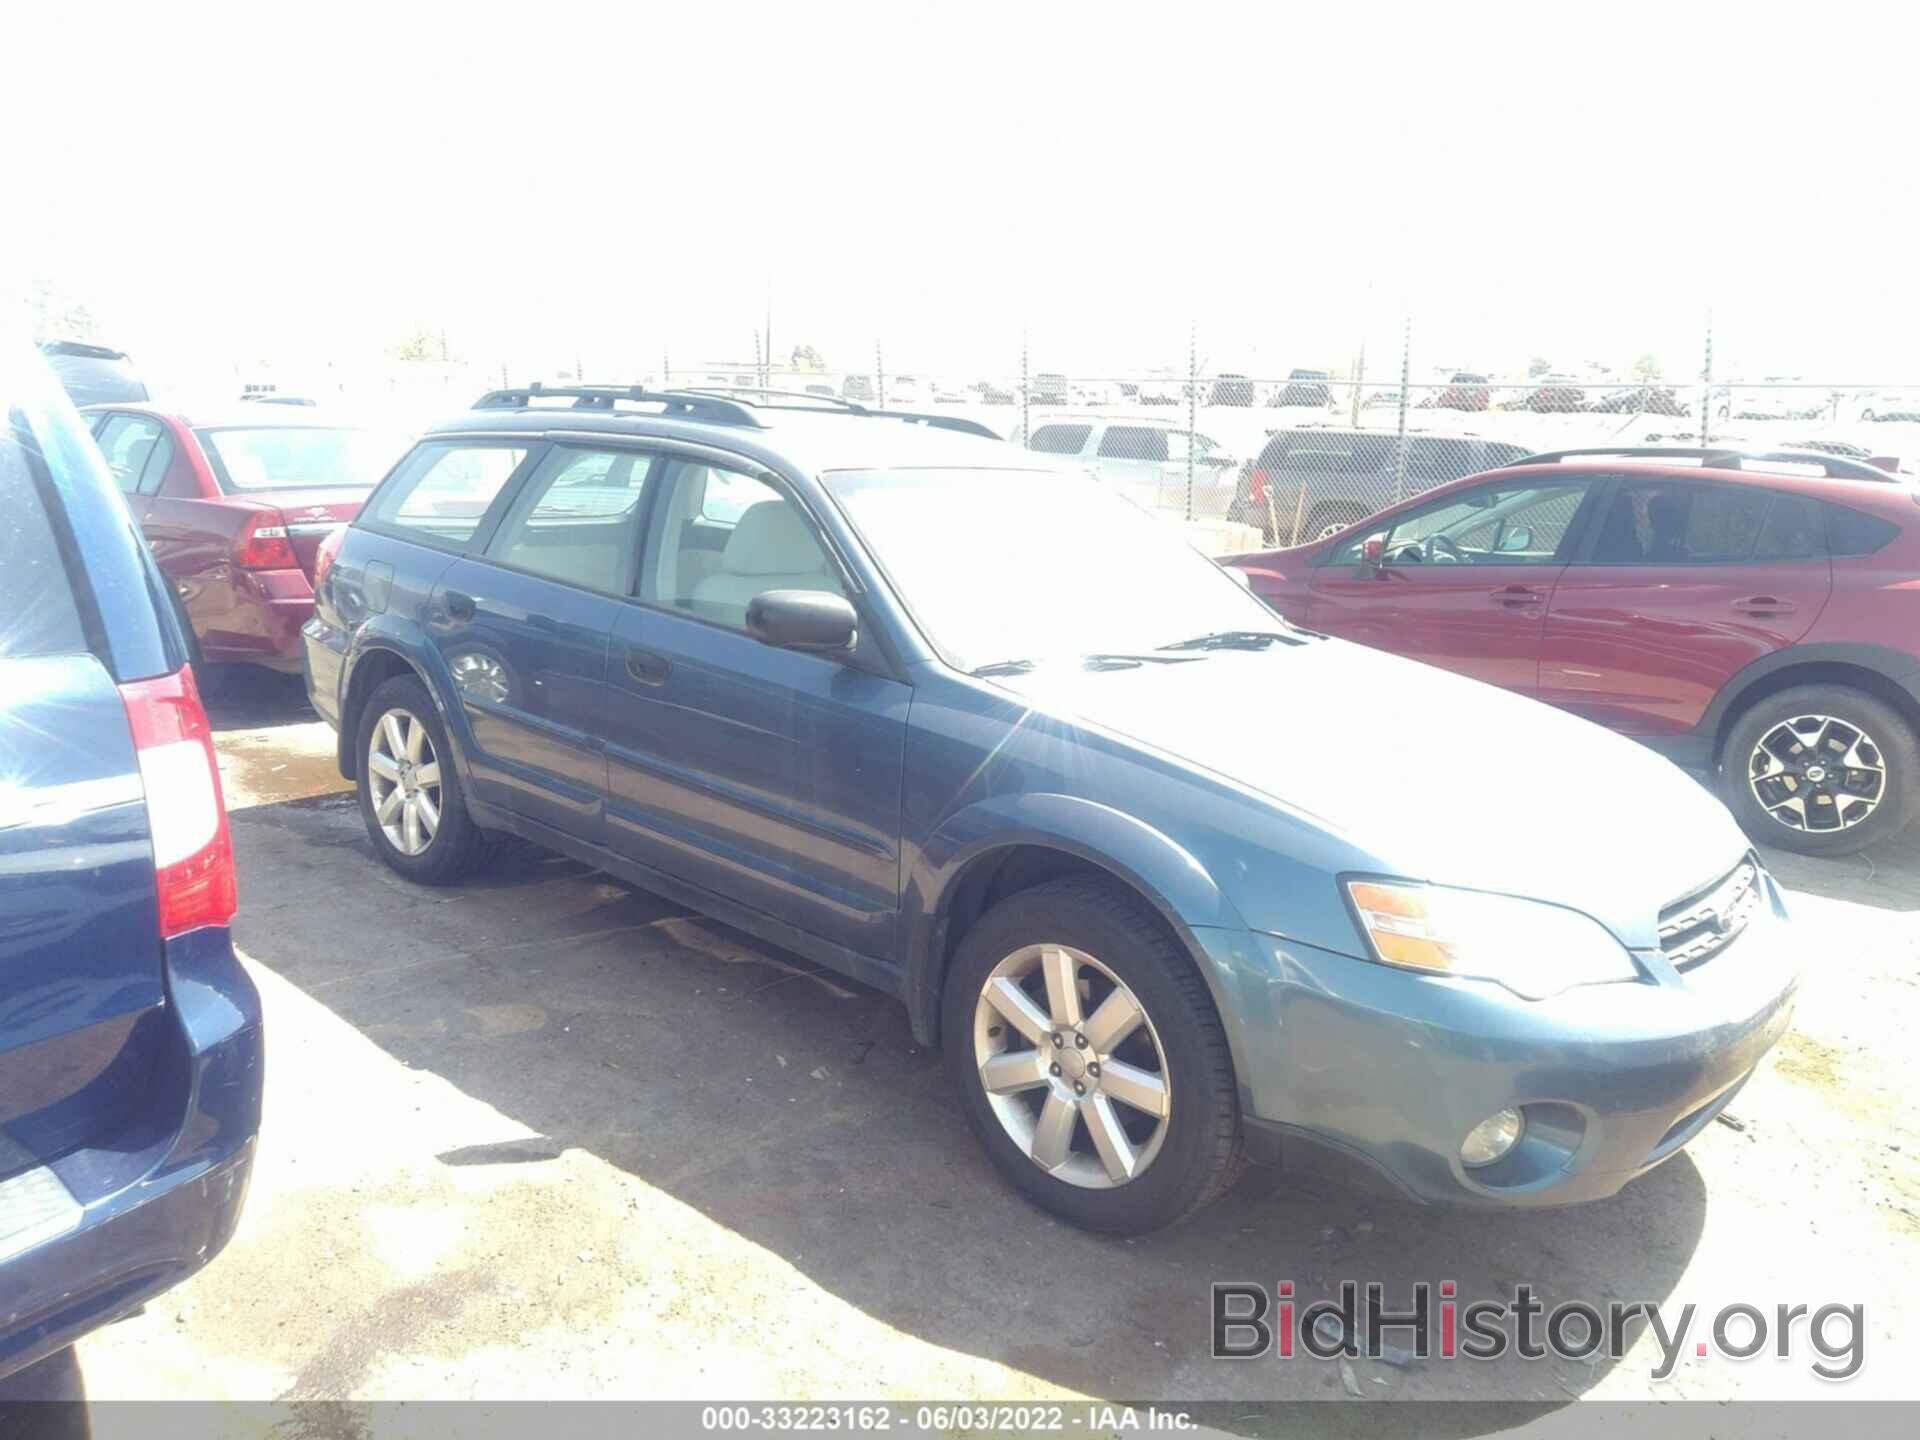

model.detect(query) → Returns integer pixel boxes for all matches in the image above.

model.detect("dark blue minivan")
[306,385,1797,1235]
[0,345,261,1379]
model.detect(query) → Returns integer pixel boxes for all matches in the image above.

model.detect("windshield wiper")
[970,658,1038,676]
[1157,629,1303,652]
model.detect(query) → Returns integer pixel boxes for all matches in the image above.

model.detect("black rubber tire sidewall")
[941,877,1242,1235]
[1720,684,1918,857]
[355,674,487,884]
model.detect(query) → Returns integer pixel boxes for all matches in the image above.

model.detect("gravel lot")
[11,669,1918,1418]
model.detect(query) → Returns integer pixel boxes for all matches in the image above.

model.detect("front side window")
[1379,481,1589,564]
[364,442,530,545]
[642,461,845,630]
[823,466,1278,672]
[483,446,657,593]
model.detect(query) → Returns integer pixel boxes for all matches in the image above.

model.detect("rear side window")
[483,447,657,594]
[1029,424,1091,455]
[1098,426,1170,462]
[364,442,530,545]
[1753,493,1825,560]
[0,439,88,658]
[1826,503,1901,557]
[95,413,166,495]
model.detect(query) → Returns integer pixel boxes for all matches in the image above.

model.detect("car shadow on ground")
[1758,827,1920,914]
[201,665,315,734]
[190,795,1717,1425]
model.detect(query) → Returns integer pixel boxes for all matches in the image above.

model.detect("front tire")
[1720,684,1918,856]
[942,877,1243,1234]
[355,674,492,883]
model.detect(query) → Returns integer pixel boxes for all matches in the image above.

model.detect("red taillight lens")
[313,523,347,596]
[118,666,237,937]
[233,510,297,569]
[1248,467,1272,506]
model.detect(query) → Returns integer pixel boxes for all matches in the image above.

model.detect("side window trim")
[1363,476,1598,566]
[1570,476,1813,567]
[137,429,176,497]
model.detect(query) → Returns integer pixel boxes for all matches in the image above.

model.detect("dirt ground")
[13,669,1919,1419]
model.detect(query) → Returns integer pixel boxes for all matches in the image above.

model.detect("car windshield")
[194,426,400,492]
[823,466,1282,672]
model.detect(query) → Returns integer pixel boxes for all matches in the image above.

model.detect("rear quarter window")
[0,435,88,658]
[1029,424,1092,455]
[363,442,531,545]
[1825,502,1901,557]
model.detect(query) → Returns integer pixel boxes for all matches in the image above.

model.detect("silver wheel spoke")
[367,751,402,782]
[375,786,404,824]
[1083,1095,1138,1183]
[1040,946,1082,1027]
[413,760,440,788]
[381,712,407,762]
[980,1049,1050,1095]
[984,977,1052,1046]
[1031,1092,1077,1171]
[1100,1058,1169,1119]
[402,799,423,853]
[1082,988,1144,1054]
[415,790,440,836]
[405,715,427,762]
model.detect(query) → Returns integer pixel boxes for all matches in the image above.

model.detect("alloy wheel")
[366,707,442,856]
[971,944,1172,1189]
[1748,713,1886,834]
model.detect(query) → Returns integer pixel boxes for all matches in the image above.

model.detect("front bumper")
[1193,872,1799,1207]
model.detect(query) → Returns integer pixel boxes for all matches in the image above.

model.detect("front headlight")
[1345,879,1640,1001]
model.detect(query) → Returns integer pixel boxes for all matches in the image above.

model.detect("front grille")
[1658,859,1762,970]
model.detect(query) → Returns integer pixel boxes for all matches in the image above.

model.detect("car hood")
[989,638,1749,949]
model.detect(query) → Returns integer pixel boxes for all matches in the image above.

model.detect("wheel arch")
[1704,646,1920,766]
[335,639,436,780]
[903,795,1249,1058]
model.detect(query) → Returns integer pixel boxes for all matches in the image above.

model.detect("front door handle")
[624,646,671,686]
[1490,585,1546,607]
[444,589,477,621]
[1732,595,1796,617]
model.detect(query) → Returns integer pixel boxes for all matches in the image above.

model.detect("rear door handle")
[1490,585,1547,607]
[1732,595,1796,617]
[444,589,477,621]
[624,646,671,686]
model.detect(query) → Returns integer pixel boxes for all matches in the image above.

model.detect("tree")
[1528,355,1552,378]
[790,344,826,372]
[391,328,438,362]
[1630,352,1663,382]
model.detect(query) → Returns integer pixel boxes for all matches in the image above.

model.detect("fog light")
[1460,1108,1525,1168]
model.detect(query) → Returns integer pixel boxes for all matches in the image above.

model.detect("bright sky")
[4,1,1916,386]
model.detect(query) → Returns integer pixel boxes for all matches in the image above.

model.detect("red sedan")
[82,404,403,676]
[1224,446,1920,856]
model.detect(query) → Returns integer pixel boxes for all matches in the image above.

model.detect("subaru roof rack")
[681,386,1002,439]
[472,383,764,427]
[1507,445,1897,484]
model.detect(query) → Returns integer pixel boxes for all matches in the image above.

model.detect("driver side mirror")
[747,589,858,653]
[1497,526,1535,553]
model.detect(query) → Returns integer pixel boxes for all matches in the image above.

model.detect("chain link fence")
[604,323,1920,560]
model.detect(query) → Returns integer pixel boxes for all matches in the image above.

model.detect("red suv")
[1226,446,1920,856]
[82,404,401,677]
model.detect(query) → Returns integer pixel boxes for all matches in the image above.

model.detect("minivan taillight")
[233,510,296,569]
[118,666,237,937]
[1248,467,1272,506]
[312,523,346,597]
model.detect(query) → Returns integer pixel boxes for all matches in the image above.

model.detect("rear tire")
[1720,684,1918,856]
[942,877,1244,1234]
[355,674,493,884]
